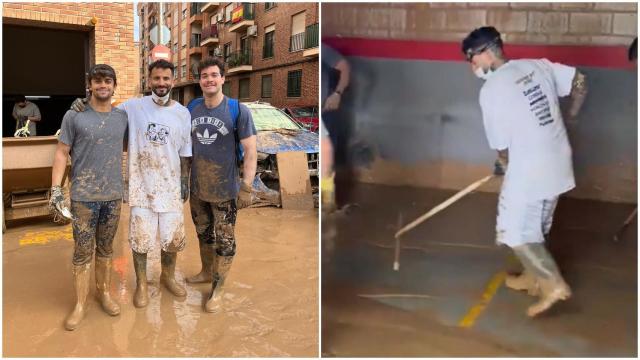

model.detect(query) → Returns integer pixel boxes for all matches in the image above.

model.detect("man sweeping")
[462,27,588,317]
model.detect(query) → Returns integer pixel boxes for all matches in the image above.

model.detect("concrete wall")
[323,2,637,204]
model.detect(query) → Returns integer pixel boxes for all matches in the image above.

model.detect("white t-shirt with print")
[479,58,576,201]
[119,96,192,212]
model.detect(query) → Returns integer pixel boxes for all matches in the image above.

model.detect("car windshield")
[290,107,317,117]
[249,107,301,131]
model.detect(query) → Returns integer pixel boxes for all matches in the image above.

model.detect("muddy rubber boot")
[527,276,571,317]
[95,256,121,316]
[132,251,149,308]
[205,255,234,313]
[160,250,187,297]
[185,243,215,284]
[64,263,92,331]
[505,270,540,296]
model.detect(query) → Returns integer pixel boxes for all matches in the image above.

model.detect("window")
[239,78,250,99]
[261,75,272,98]
[181,30,187,48]
[223,42,232,62]
[181,62,187,78]
[265,2,276,10]
[290,12,306,52]
[225,4,233,23]
[222,82,231,96]
[263,25,275,59]
[182,8,187,19]
[287,70,302,97]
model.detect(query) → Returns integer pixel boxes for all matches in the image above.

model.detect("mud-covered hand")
[49,185,73,222]
[237,181,253,209]
[494,158,508,176]
[71,97,89,112]
[181,177,189,202]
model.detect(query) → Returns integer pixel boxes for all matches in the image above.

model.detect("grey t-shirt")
[190,96,256,203]
[321,43,345,106]
[59,106,128,202]
[12,101,40,135]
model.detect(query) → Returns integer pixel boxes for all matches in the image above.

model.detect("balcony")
[290,32,304,52]
[189,3,203,23]
[303,23,319,57]
[229,4,255,33]
[226,49,253,74]
[188,34,203,56]
[201,3,220,13]
[200,24,219,46]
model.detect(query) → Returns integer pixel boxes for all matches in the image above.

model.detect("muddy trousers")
[70,200,122,265]
[66,200,121,330]
[190,196,237,312]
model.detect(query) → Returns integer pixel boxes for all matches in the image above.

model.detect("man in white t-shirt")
[73,60,192,307]
[462,27,588,317]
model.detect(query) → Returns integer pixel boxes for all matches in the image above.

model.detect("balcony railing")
[227,49,252,68]
[190,34,201,48]
[190,3,202,17]
[290,32,304,52]
[304,23,318,49]
[201,24,219,40]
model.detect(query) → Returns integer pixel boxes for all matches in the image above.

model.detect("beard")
[92,89,113,101]
[152,85,172,97]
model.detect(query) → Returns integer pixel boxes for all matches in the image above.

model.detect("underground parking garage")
[322,2,637,357]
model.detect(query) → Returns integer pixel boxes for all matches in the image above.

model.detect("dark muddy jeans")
[190,195,237,256]
[71,200,122,265]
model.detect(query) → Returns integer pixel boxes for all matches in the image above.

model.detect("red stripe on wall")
[323,37,632,69]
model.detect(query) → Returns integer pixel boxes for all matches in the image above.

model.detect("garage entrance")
[2,22,90,137]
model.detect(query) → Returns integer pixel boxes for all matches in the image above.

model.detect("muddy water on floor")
[4,207,318,357]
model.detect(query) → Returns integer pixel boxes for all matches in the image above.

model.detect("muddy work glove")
[181,177,189,203]
[237,181,253,209]
[71,97,88,112]
[49,185,73,222]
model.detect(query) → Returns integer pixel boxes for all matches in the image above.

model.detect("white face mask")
[151,89,171,105]
[474,66,494,80]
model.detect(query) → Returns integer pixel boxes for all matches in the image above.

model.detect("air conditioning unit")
[216,13,223,23]
[247,25,258,37]
[213,47,222,57]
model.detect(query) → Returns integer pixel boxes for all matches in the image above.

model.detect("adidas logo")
[197,128,218,144]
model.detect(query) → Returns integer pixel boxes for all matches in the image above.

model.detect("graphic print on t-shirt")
[192,116,230,145]
[146,122,170,144]
[517,71,553,127]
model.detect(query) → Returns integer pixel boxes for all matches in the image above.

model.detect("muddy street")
[322,182,637,357]
[3,205,318,357]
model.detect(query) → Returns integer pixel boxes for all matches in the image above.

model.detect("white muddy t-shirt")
[479,58,576,201]
[119,96,192,212]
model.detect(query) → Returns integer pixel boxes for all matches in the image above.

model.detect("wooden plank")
[275,151,313,210]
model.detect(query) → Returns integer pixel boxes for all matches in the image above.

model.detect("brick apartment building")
[138,2,319,108]
[2,2,139,136]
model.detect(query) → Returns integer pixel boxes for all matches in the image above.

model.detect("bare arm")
[180,157,192,180]
[568,70,587,119]
[52,142,71,187]
[240,135,257,186]
[28,104,42,122]
[334,59,351,94]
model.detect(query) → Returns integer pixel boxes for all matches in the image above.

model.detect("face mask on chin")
[151,89,171,105]
[474,66,494,80]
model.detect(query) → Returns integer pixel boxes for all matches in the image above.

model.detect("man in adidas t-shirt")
[185,57,257,313]
[462,26,588,317]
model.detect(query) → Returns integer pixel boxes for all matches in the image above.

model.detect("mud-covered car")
[282,106,319,133]
[245,101,319,207]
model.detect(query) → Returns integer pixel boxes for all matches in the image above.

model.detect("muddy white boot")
[527,276,571,317]
[64,263,91,331]
[505,270,540,296]
[132,251,149,308]
[185,243,215,284]
[95,257,120,316]
[160,250,186,297]
[205,255,234,313]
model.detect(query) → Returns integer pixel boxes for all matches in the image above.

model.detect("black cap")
[462,26,503,61]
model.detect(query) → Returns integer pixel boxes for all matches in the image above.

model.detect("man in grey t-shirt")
[50,64,128,331]
[12,95,41,136]
[185,57,257,313]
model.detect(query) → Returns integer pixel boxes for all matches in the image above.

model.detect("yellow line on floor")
[19,226,73,246]
[458,271,506,329]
